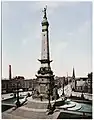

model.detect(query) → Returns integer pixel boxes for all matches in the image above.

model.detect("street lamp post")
[62,83,64,95]
[16,81,21,107]
[47,89,52,109]
[81,89,84,100]
[13,85,16,98]
[62,78,65,96]
[53,86,57,110]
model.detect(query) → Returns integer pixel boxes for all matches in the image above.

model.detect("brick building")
[2,77,35,94]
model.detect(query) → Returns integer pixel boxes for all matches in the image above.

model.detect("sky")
[2,1,92,79]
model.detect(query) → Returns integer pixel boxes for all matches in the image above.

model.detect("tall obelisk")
[35,6,55,100]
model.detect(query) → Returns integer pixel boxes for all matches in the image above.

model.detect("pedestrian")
[40,95,43,101]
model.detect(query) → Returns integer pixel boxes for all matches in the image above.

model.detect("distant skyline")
[2,1,92,79]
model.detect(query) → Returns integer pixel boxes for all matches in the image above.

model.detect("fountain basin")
[59,101,76,109]
[68,102,81,111]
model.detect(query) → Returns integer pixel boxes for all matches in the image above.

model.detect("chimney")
[9,65,12,80]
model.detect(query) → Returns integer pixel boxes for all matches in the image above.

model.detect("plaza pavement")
[2,105,60,119]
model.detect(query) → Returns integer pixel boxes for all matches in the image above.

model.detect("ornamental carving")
[37,67,53,75]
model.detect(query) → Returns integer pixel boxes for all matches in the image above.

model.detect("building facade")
[2,77,34,94]
[71,72,92,94]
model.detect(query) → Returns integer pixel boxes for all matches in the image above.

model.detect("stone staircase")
[3,108,54,119]
[24,101,48,109]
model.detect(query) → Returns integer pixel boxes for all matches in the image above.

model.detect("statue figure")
[42,5,47,18]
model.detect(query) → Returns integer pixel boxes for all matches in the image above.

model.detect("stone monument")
[33,6,55,101]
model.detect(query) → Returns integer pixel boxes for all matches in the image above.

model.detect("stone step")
[24,101,48,109]
[9,108,53,119]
